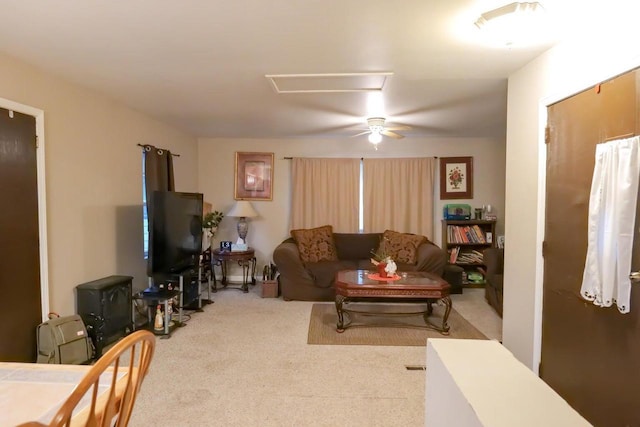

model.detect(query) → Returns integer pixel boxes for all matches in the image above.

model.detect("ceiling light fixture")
[475,1,546,47]
[368,131,382,145]
[367,117,385,146]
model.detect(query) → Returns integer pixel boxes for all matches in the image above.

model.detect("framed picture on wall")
[440,156,473,199]
[234,152,274,201]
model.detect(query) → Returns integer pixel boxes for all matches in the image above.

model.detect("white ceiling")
[0,1,592,140]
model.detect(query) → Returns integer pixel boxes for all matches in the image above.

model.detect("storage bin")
[261,280,279,298]
[443,204,472,220]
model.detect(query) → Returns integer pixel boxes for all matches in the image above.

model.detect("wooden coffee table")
[334,270,452,335]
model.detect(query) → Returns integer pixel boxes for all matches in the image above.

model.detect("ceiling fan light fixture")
[367,117,386,132]
[367,116,385,144]
[475,2,547,47]
[368,131,382,144]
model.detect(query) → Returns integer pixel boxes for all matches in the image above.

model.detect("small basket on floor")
[261,280,279,298]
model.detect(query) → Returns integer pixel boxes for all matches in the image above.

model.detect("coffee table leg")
[440,296,452,335]
[423,297,452,335]
[335,295,345,333]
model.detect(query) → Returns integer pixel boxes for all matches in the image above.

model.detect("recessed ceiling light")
[475,2,547,47]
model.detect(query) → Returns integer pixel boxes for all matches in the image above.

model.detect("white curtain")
[362,157,435,239]
[290,158,360,232]
[581,136,640,313]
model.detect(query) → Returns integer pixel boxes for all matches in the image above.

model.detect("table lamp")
[227,200,258,245]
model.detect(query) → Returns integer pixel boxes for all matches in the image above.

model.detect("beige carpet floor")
[308,303,487,346]
[129,286,501,426]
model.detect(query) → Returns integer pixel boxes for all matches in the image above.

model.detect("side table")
[211,248,257,293]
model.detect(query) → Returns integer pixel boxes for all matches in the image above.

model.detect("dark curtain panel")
[143,145,175,193]
[143,145,175,276]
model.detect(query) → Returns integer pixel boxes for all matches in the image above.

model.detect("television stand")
[132,289,180,338]
[200,249,214,305]
[142,285,162,296]
[134,264,208,338]
[159,265,207,311]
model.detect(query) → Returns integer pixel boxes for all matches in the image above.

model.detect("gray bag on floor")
[36,314,94,364]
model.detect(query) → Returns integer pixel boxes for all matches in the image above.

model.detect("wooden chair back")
[20,329,156,427]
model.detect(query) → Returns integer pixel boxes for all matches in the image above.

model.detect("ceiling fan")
[352,117,411,146]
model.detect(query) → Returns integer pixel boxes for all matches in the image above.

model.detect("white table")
[0,362,125,426]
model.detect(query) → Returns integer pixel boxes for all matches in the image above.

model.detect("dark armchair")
[483,248,504,317]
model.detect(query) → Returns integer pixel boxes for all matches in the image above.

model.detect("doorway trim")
[533,53,640,374]
[0,96,49,320]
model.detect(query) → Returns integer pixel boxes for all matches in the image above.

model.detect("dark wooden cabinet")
[441,220,496,286]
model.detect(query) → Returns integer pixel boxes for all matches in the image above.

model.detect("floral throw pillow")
[291,225,338,263]
[381,230,427,265]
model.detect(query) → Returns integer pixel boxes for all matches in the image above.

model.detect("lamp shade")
[227,200,258,218]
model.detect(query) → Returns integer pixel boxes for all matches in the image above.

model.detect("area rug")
[307,303,487,346]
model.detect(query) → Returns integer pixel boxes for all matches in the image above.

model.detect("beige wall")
[0,52,199,316]
[198,136,505,272]
[0,51,507,320]
[504,19,640,368]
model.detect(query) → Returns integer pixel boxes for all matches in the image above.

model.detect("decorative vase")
[377,262,388,278]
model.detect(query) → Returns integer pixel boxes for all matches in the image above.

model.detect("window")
[142,154,149,259]
[291,157,435,237]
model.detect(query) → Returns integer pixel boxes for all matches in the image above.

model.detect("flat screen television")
[148,191,203,275]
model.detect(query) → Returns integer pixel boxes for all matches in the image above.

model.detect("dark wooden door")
[544,69,640,426]
[0,107,41,362]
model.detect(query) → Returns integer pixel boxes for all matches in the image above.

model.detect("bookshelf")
[441,219,496,286]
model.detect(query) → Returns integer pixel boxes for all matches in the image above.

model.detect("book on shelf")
[472,225,486,243]
[455,249,484,264]
[449,246,460,263]
[447,224,489,244]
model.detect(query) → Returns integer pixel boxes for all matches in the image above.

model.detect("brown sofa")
[273,231,449,301]
[483,248,504,317]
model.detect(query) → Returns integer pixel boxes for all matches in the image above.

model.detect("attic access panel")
[265,72,393,93]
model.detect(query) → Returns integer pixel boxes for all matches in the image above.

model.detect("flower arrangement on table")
[370,237,398,278]
[203,210,225,240]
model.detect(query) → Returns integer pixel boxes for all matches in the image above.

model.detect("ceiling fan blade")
[385,124,412,131]
[382,130,404,139]
[351,130,371,138]
[304,123,361,135]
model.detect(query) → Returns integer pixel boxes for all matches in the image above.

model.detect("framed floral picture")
[440,156,473,199]
[235,152,274,201]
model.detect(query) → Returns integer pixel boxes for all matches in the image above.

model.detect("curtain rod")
[283,156,438,160]
[137,143,180,157]
[603,132,635,142]
[283,157,361,160]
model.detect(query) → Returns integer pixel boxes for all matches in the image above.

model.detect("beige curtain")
[363,157,435,239]
[291,158,360,232]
